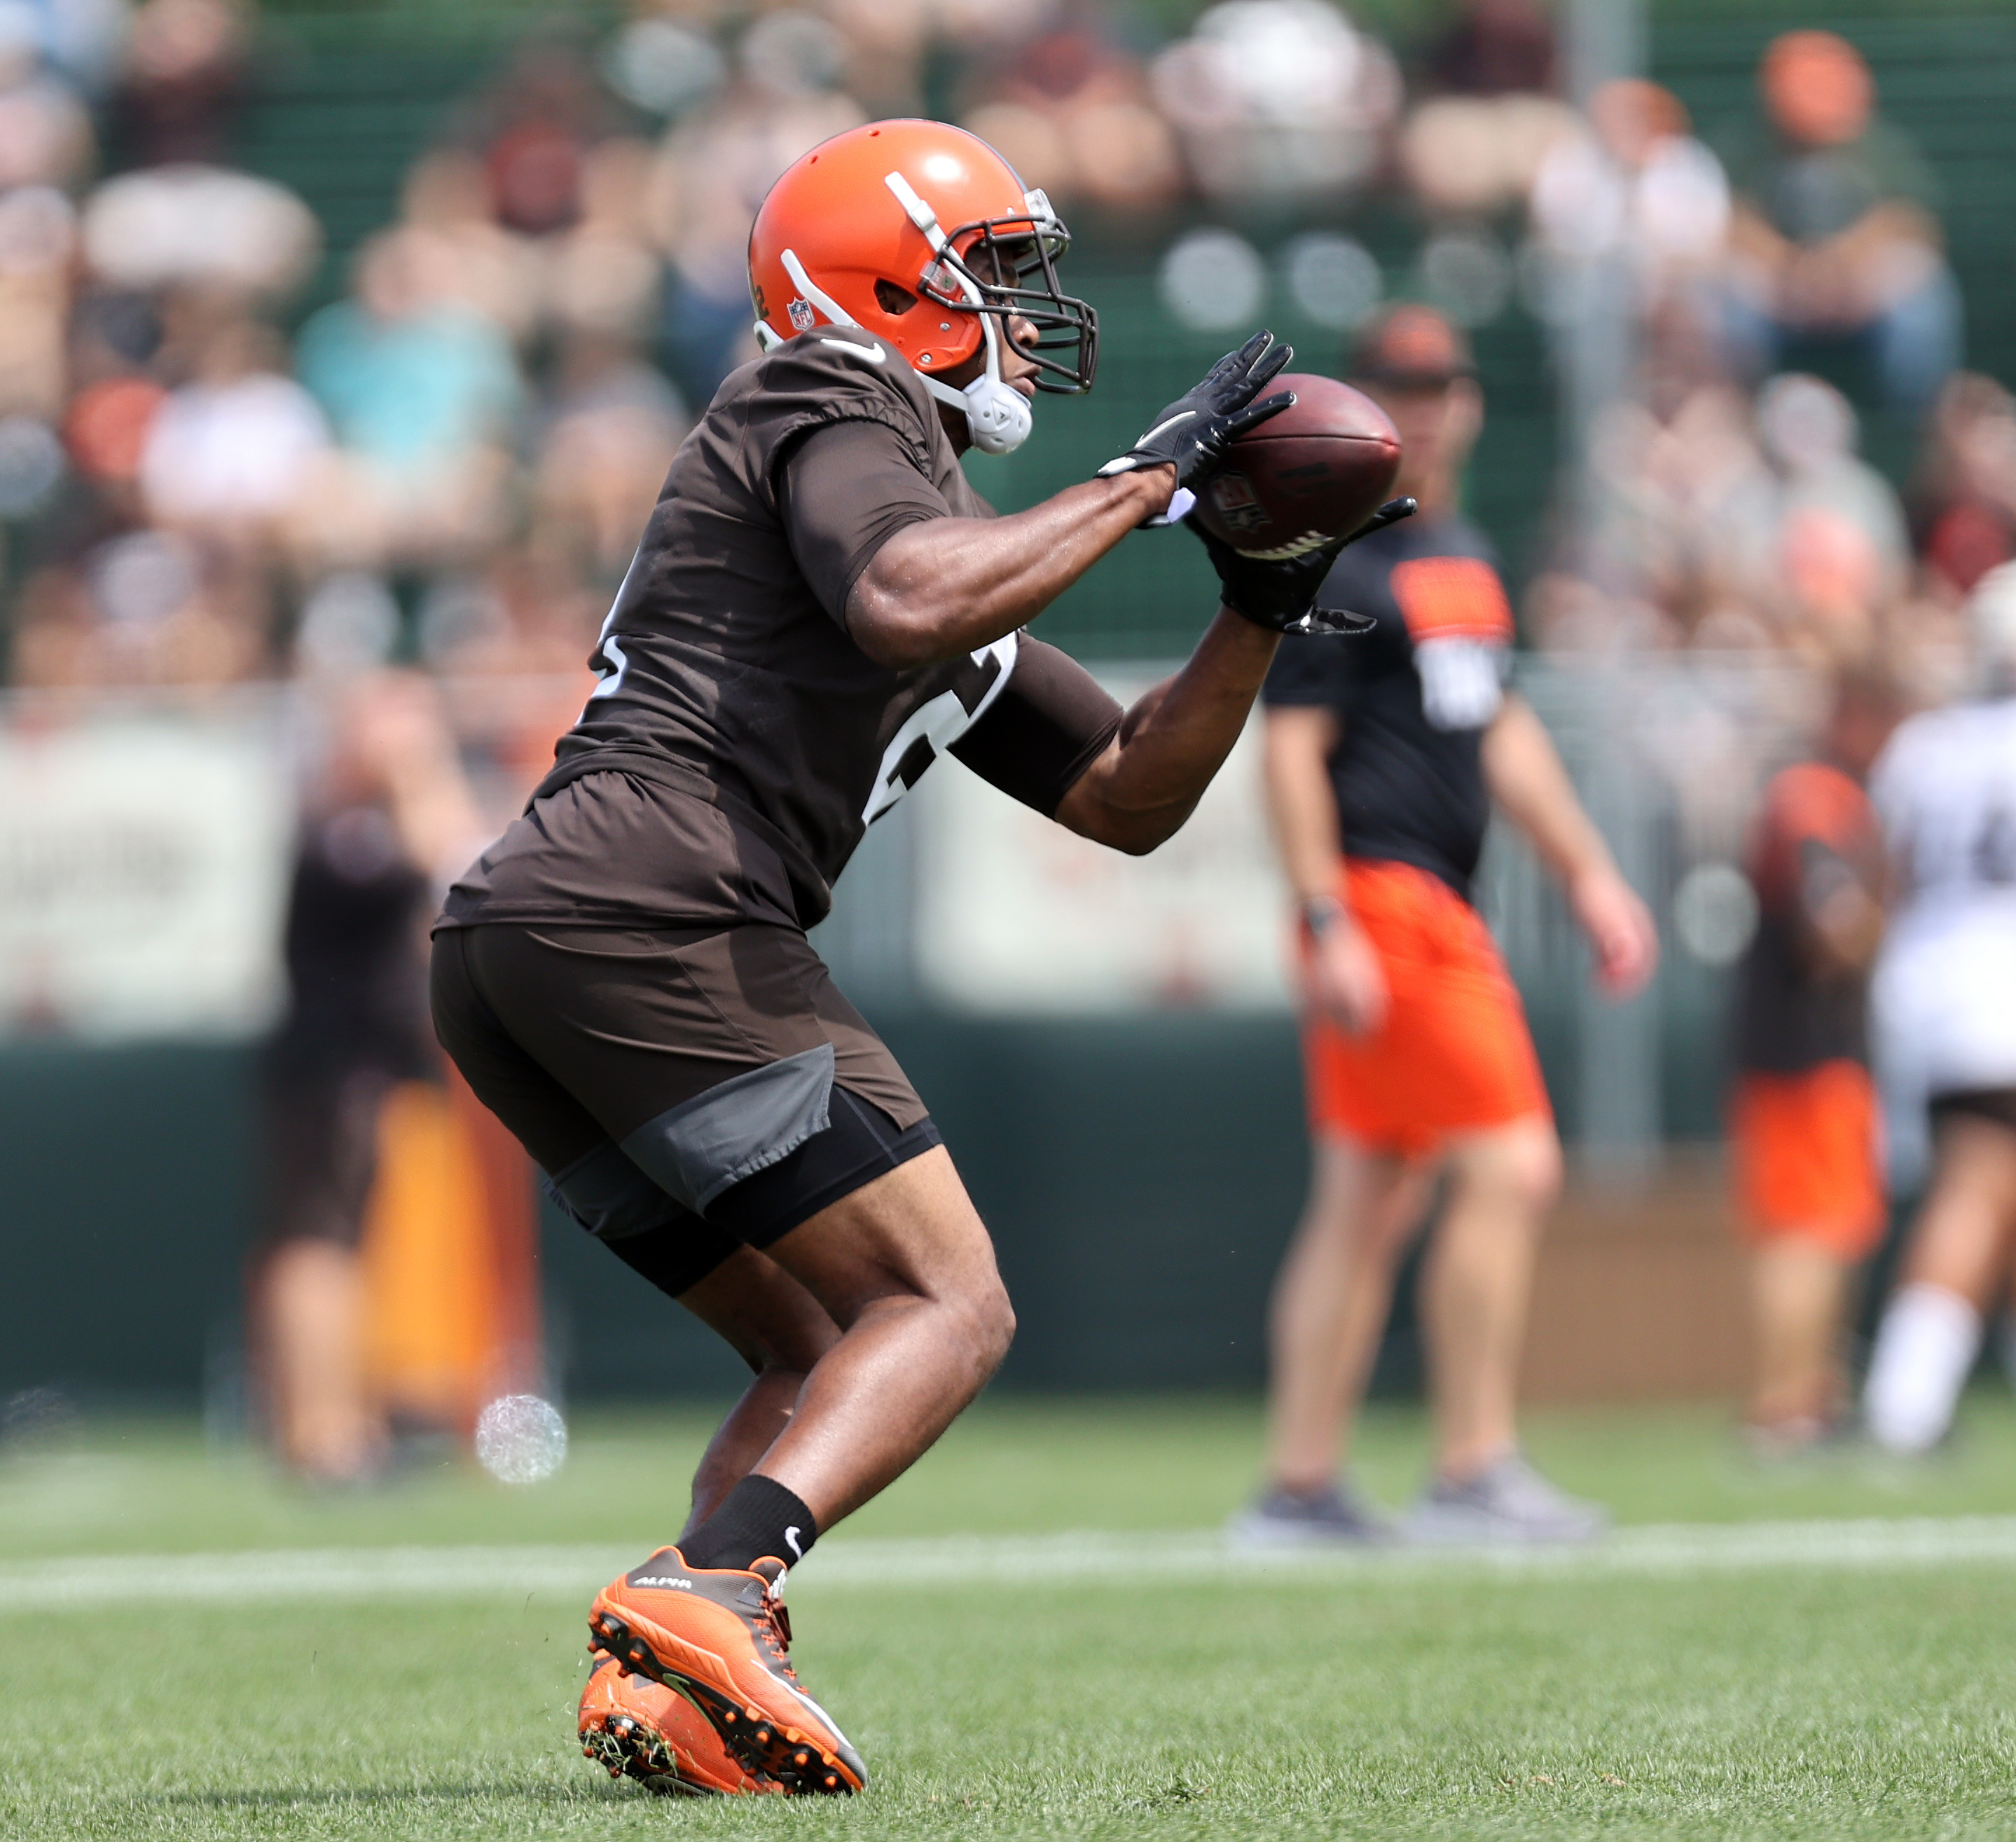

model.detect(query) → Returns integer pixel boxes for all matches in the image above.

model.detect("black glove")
[1188,496,1417,636]
[1097,330,1294,493]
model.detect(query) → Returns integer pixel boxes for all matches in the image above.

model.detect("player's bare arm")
[1482,693,1659,996]
[1054,611,1280,854]
[847,467,1174,669]
[848,328,1297,668]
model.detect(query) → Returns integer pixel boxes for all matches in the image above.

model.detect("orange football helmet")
[747,118,1097,455]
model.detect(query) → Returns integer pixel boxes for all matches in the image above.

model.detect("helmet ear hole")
[874,280,918,317]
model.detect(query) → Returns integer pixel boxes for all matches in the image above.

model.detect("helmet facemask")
[916,195,1098,399]
[883,173,1098,455]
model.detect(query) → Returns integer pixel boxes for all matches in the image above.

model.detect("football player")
[1232,305,1659,1548]
[1728,668,1897,1456]
[429,119,1370,1794]
[1862,566,2016,1453]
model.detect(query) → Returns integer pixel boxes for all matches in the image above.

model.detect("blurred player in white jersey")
[1862,564,2016,1452]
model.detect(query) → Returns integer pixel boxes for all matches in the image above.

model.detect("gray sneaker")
[1227,1477,1395,1548]
[1402,1452,1608,1546]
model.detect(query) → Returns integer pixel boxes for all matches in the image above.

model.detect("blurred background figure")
[1910,372,2016,610]
[1399,0,1571,221]
[1862,567,2016,1456]
[959,6,1182,220]
[1235,307,1657,1548]
[1753,373,1908,665]
[253,671,488,1483]
[644,8,861,406]
[1527,78,1728,335]
[293,229,523,577]
[1718,30,1959,415]
[1728,667,1898,1456]
[1152,0,1400,211]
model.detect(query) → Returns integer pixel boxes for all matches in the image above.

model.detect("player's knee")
[958,1276,1017,1376]
[1457,1120,1561,1216]
[1500,1127,1563,1215]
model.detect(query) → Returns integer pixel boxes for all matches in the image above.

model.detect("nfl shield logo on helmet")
[788,297,816,332]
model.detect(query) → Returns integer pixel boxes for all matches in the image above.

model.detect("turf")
[6,1395,2016,1839]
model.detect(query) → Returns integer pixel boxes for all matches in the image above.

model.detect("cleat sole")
[580,1706,717,1799]
[585,1603,859,1795]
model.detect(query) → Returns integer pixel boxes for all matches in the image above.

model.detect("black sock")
[681,1475,818,1572]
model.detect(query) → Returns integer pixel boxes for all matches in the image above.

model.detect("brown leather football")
[1192,373,1402,557]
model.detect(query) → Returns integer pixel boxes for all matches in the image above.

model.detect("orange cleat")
[577,1651,774,1795]
[586,1545,867,1795]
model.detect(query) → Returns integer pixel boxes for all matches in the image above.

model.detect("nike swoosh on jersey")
[820,336,886,364]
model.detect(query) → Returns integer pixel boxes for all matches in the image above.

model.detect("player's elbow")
[845,593,966,672]
[1082,803,1192,856]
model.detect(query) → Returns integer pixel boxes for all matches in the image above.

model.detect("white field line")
[6,1517,2016,1613]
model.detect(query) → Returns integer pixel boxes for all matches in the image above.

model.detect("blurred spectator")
[139,312,326,547]
[532,330,686,582]
[81,163,319,298]
[644,9,861,404]
[1554,376,1777,654]
[1528,81,1729,318]
[601,7,727,121]
[106,0,247,167]
[1755,373,1907,663]
[253,669,485,1483]
[1400,0,1571,219]
[1718,30,1959,415]
[962,13,1181,214]
[293,228,523,572]
[0,187,81,420]
[1425,0,1555,97]
[1729,667,1898,1456]
[0,35,95,190]
[11,525,263,687]
[544,137,663,345]
[1151,0,1399,209]
[1910,372,2016,605]
[394,150,546,344]
[460,34,628,234]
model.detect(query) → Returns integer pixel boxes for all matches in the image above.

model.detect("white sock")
[1863,1283,1982,1454]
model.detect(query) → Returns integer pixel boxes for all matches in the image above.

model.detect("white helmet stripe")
[778,247,859,329]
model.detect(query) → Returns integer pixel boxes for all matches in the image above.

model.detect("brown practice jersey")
[439,326,1123,935]
[1736,761,1886,1074]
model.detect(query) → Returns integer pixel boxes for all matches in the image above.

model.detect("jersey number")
[862,637,1017,824]
[580,554,640,720]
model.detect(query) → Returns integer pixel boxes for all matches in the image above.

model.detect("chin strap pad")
[920,371,1033,455]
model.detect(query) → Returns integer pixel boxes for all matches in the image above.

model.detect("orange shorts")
[1729,1060,1885,1258]
[1303,859,1550,1157]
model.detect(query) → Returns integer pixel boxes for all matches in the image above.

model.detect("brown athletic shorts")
[429,921,937,1295]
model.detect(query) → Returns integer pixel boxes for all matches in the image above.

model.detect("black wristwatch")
[1300,895,1346,938]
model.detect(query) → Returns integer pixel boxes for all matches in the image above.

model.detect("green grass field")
[6,1394,2016,1839]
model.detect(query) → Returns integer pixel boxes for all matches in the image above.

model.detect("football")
[1192,373,1402,558]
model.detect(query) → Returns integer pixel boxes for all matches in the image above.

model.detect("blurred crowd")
[0,0,1997,740]
[0,1,1988,717]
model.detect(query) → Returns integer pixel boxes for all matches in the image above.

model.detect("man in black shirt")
[429,118,1362,1796]
[1234,306,1659,1550]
